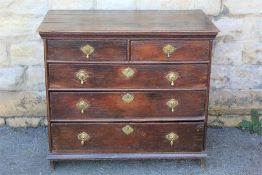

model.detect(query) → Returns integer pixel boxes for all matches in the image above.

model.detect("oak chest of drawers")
[38,10,218,169]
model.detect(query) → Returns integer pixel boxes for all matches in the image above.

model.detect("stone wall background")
[0,0,261,127]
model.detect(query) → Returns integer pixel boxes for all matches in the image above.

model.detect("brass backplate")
[163,44,176,57]
[166,98,179,109]
[122,125,134,135]
[165,132,179,146]
[75,70,89,84]
[76,100,90,114]
[77,132,90,145]
[165,71,179,83]
[122,67,135,78]
[81,44,95,58]
[122,93,134,103]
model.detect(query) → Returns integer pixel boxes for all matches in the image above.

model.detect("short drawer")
[48,64,208,89]
[49,91,206,121]
[131,40,210,61]
[47,40,127,61]
[51,122,204,153]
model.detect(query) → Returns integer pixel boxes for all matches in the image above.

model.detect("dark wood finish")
[43,40,51,152]
[47,60,210,64]
[131,40,210,61]
[203,40,213,150]
[47,40,127,61]
[51,122,204,153]
[49,91,206,121]
[48,64,208,89]
[38,10,219,38]
[38,10,218,169]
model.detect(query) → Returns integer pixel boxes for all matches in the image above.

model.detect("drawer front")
[48,64,208,89]
[51,122,204,153]
[49,91,206,121]
[47,40,127,61]
[131,40,210,61]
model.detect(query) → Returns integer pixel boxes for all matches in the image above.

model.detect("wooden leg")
[50,160,56,170]
[200,158,205,169]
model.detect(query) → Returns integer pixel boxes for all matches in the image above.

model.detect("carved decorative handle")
[165,71,179,86]
[122,93,134,103]
[76,100,90,114]
[166,98,179,112]
[163,44,176,57]
[77,132,90,146]
[122,67,135,78]
[165,132,179,146]
[81,44,94,58]
[75,70,88,85]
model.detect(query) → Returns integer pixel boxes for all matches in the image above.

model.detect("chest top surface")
[38,10,219,38]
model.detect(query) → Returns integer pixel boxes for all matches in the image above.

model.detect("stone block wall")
[0,0,261,127]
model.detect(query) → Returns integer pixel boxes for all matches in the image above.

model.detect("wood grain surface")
[47,40,127,61]
[48,64,208,89]
[49,91,206,121]
[38,10,219,38]
[51,122,204,153]
[131,40,210,61]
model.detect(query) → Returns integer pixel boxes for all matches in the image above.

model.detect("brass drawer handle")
[122,67,135,78]
[163,44,176,58]
[166,98,179,112]
[81,44,94,58]
[165,71,179,86]
[122,125,134,135]
[122,93,134,103]
[165,132,179,146]
[77,132,90,146]
[76,100,90,114]
[75,70,89,85]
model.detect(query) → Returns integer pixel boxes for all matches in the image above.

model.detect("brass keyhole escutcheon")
[75,70,89,85]
[166,98,179,112]
[76,100,90,114]
[165,132,179,146]
[122,125,134,135]
[122,93,134,103]
[165,71,179,86]
[77,132,90,146]
[122,67,135,78]
[81,44,95,59]
[163,44,176,58]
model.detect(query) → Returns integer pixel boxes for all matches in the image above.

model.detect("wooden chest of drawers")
[38,10,218,169]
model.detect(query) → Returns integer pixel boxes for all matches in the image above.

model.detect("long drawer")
[51,122,204,153]
[48,64,208,89]
[49,91,206,121]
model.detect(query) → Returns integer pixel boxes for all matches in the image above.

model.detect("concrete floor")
[0,126,261,175]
